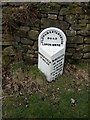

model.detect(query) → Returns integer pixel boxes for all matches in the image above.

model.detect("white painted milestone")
[38,27,66,82]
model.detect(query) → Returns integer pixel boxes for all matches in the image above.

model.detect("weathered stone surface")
[26,53,34,58]
[74,7,82,14]
[41,18,69,30]
[40,3,60,14]
[13,35,20,42]
[58,15,63,20]
[21,38,34,45]
[27,49,35,54]
[66,48,75,53]
[66,43,77,48]
[27,19,40,27]
[59,8,70,15]
[0,34,2,41]
[2,3,90,62]
[41,14,48,18]
[66,30,76,36]
[84,37,90,43]
[32,41,38,50]
[70,24,86,30]
[28,30,39,40]
[78,15,88,20]
[20,26,30,32]
[15,30,26,38]
[67,36,83,44]
[2,55,14,66]
[79,24,87,27]
[65,15,77,24]
[14,45,28,53]
[72,53,83,59]
[48,14,57,20]
[87,24,90,30]
[66,52,72,59]
[83,53,90,59]
[31,27,40,31]
[2,34,14,41]
[2,31,14,44]
[34,51,38,58]
[76,45,83,52]
[47,3,60,14]
[3,46,15,56]
[79,19,88,24]
[8,2,21,6]
[77,30,88,36]
[83,45,90,53]
[2,41,15,46]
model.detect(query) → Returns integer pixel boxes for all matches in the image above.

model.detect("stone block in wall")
[32,41,38,51]
[66,52,72,59]
[48,14,57,20]
[31,27,40,31]
[79,24,87,27]
[2,41,15,46]
[21,38,34,45]
[34,51,38,58]
[66,30,76,36]
[2,34,15,46]
[66,43,77,48]
[58,15,63,21]
[27,49,35,54]
[0,34,1,40]
[83,53,90,59]
[20,26,30,33]
[87,24,90,30]
[13,35,20,42]
[7,2,21,6]
[3,46,15,56]
[64,15,77,24]
[21,45,28,53]
[78,15,89,20]
[77,29,90,36]
[14,45,28,53]
[73,7,82,14]
[28,30,39,40]
[15,30,27,38]
[41,13,48,18]
[2,34,14,41]
[28,19,41,28]
[76,45,83,52]
[84,37,90,43]
[59,8,71,15]
[70,24,86,30]
[72,53,83,59]
[41,18,69,30]
[78,19,88,24]
[83,45,90,53]
[66,48,75,53]
[67,36,83,44]
[2,55,14,67]
[40,3,60,14]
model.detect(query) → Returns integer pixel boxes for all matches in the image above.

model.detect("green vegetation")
[3,62,89,118]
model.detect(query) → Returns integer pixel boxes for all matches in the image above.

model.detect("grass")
[3,61,89,118]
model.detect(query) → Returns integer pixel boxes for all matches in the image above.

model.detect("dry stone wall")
[2,2,90,65]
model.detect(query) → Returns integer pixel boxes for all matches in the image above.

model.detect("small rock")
[57,88,60,90]
[26,105,28,107]
[70,98,75,104]
[19,92,23,95]
[78,88,81,92]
